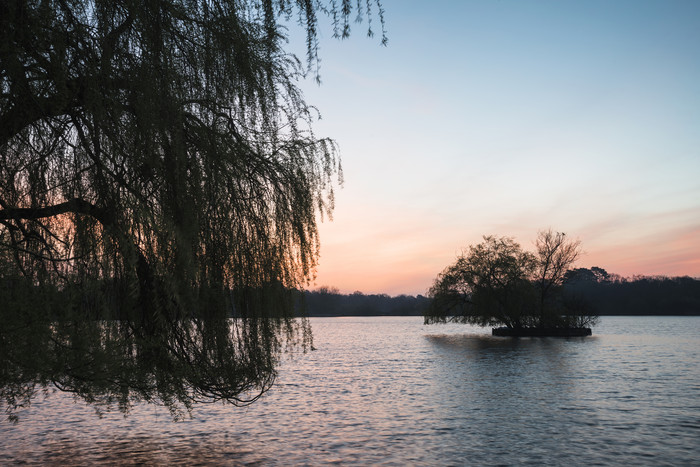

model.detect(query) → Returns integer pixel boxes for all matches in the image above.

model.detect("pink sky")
[312,215,700,296]
[297,0,700,295]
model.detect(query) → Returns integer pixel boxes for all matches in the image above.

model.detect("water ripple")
[2,316,699,465]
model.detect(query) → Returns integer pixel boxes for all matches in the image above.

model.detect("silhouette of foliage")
[563,268,700,315]
[298,288,429,317]
[425,236,538,328]
[0,0,385,421]
[425,231,598,329]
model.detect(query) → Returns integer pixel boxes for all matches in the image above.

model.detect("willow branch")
[0,198,111,225]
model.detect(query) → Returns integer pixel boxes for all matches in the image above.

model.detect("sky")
[292,0,700,296]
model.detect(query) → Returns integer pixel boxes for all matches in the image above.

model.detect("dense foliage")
[0,0,385,422]
[425,231,598,329]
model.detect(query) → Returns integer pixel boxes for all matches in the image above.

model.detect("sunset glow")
[299,0,700,295]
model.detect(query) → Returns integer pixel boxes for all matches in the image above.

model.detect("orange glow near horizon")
[583,225,700,280]
[310,220,700,296]
[298,0,700,297]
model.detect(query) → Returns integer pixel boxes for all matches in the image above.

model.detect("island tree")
[425,231,598,331]
[533,229,582,324]
[0,0,385,421]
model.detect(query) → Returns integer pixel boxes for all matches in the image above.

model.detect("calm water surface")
[2,316,699,465]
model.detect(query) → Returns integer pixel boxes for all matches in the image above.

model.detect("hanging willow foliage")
[0,0,385,421]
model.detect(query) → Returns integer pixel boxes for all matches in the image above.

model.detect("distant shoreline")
[302,312,700,317]
[301,275,700,317]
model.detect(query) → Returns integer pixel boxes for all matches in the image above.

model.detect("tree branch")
[0,198,111,225]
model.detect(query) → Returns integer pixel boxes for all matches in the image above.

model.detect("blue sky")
[293,0,700,295]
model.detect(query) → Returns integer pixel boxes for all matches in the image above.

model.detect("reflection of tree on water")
[0,1,385,422]
[424,333,587,405]
[424,332,595,390]
[422,332,598,460]
[425,332,590,356]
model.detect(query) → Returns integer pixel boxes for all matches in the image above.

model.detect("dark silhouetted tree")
[424,236,537,328]
[0,0,385,421]
[534,229,582,326]
[425,231,598,330]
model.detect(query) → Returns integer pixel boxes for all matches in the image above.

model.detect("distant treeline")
[297,287,430,317]
[300,270,700,317]
[2,271,697,318]
[562,268,700,316]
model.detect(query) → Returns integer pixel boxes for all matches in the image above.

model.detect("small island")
[424,230,599,337]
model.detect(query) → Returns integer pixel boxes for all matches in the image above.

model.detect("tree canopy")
[425,230,598,330]
[0,0,385,421]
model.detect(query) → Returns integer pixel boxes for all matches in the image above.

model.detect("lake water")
[2,316,699,465]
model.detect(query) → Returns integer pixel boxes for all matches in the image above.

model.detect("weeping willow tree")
[0,0,386,422]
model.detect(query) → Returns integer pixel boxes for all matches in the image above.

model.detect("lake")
[2,316,699,465]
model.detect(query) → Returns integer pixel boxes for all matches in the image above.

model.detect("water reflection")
[422,328,699,465]
[425,333,590,379]
[2,317,699,465]
[426,331,594,350]
[423,334,593,444]
[8,421,257,466]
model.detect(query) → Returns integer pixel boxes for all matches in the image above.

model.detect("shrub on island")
[424,230,598,337]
